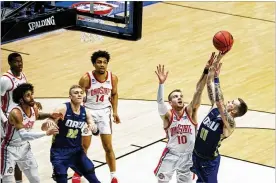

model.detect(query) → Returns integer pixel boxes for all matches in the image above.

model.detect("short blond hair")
[69,85,83,95]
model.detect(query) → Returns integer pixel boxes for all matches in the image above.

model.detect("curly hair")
[91,50,110,64]
[12,83,34,104]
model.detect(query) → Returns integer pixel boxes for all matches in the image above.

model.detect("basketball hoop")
[72,2,115,43]
[72,2,114,15]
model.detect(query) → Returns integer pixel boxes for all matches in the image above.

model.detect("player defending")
[41,85,101,183]
[76,50,120,183]
[1,53,42,183]
[153,53,216,183]
[1,83,60,183]
[191,52,248,183]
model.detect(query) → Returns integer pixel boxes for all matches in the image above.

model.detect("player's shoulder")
[10,107,23,118]
[111,72,118,80]
[55,103,67,113]
[1,73,13,82]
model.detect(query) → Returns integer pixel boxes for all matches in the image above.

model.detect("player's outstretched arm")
[35,104,63,121]
[206,67,216,106]
[212,57,235,134]
[155,65,171,128]
[9,109,58,141]
[41,104,66,131]
[187,52,215,122]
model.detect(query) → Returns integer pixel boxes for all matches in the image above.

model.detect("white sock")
[111,172,116,179]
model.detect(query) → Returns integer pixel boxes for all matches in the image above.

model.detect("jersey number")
[66,129,78,139]
[200,127,209,141]
[177,135,187,144]
[96,95,104,102]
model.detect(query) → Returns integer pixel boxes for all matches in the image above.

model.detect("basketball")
[213,31,234,52]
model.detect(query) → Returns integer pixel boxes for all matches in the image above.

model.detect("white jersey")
[1,70,27,114]
[2,106,36,146]
[165,107,197,153]
[84,71,113,110]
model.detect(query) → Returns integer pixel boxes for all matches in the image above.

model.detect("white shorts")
[154,148,193,183]
[1,142,38,176]
[82,107,112,136]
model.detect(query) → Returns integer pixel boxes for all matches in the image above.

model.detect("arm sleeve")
[1,76,13,96]
[1,108,8,123]
[157,84,169,116]
[17,128,47,141]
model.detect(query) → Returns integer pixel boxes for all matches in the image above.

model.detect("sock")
[110,172,116,179]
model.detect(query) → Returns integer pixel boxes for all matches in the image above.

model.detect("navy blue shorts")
[190,152,221,183]
[50,147,95,176]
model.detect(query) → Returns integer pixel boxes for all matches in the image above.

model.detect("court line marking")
[1,48,30,55]
[161,2,275,23]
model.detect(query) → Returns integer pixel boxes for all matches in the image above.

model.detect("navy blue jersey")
[51,102,86,148]
[194,107,226,159]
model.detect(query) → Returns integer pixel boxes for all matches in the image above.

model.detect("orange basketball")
[213,31,234,52]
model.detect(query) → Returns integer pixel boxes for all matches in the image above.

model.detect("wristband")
[203,68,209,74]
[214,77,219,84]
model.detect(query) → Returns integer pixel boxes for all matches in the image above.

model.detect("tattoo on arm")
[223,109,235,128]
[207,83,215,104]
[214,83,224,102]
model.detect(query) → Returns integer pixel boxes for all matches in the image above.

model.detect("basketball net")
[74,2,114,43]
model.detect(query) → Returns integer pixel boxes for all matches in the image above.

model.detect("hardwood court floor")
[1,2,275,180]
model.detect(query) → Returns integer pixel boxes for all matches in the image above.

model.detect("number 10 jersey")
[165,107,197,153]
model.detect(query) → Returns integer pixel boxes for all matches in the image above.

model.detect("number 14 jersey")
[165,107,197,153]
[84,71,113,110]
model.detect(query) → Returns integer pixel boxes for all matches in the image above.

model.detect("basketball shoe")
[111,177,118,183]
[72,172,81,183]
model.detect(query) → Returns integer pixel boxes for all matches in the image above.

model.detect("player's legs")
[50,148,70,183]
[100,134,116,171]
[191,153,221,183]
[93,107,117,181]
[97,107,116,171]
[176,153,193,183]
[16,144,40,183]
[154,148,177,183]
[1,145,17,183]
[72,149,101,183]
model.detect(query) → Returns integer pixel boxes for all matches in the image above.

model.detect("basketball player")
[154,52,216,183]
[41,85,101,183]
[1,83,61,183]
[191,52,248,183]
[1,52,42,183]
[76,50,120,183]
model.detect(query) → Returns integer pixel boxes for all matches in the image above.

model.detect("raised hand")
[35,101,43,110]
[46,127,59,136]
[205,52,216,69]
[46,120,59,130]
[214,62,222,77]
[155,64,169,84]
